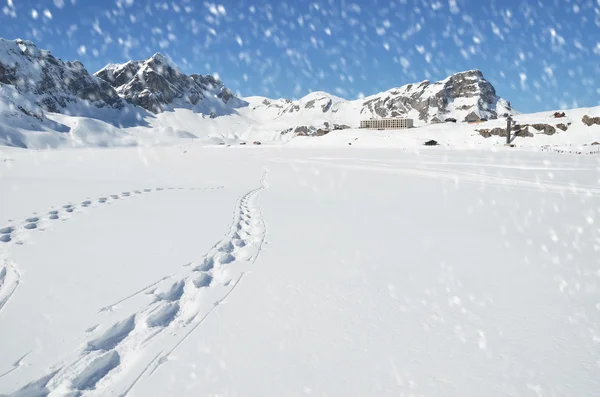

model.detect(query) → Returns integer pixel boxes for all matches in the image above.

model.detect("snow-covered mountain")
[95,54,247,114]
[3,37,599,149]
[358,69,511,122]
[0,38,124,114]
[250,70,511,125]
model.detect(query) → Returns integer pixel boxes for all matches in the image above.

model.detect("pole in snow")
[506,115,513,145]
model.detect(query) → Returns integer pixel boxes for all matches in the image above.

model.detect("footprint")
[86,315,135,351]
[217,241,235,253]
[0,235,11,243]
[143,189,152,193]
[133,190,141,194]
[24,223,37,230]
[110,195,119,200]
[49,214,59,220]
[147,302,180,328]
[71,350,120,391]
[232,239,246,248]
[49,210,59,215]
[0,226,14,234]
[82,200,92,207]
[9,371,59,396]
[193,273,213,288]
[26,217,39,223]
[215,252,235,265]
[154,281,185,302]
[63,204,73,209]
[121,192,130,197]
[156,188,164,191]
[66,208,74,213]
[98,198,107,203]
[85,324,100,333]
[193,257,214,272]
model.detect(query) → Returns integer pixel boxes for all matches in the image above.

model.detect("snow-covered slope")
[1,145,599,396]
[289,105,600,151]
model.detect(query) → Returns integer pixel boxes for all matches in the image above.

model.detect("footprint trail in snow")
[5,174,268,397]
[0,185,223,316]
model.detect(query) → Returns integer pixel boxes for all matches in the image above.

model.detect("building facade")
[360,118,414,129]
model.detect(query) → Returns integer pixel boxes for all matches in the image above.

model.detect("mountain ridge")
[95,52,246,114]
[0,36,528,148]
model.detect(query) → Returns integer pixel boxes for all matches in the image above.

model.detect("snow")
[2,101,599,150]
[0,144,599,396]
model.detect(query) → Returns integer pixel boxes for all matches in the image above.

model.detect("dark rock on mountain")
[530,124,556,135]
[582,115,600,126]
[477,127,508,138]
[294,126,314,136]
[332,124,350,130]
[477,123,561,139]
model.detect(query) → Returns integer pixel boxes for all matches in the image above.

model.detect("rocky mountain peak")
[0,37,124,113]
[360,69,510,122]
[95,54,244,113]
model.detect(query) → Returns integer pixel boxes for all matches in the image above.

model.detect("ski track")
[0,352,31,380]
[274,158,600,196]
[5,174,268,397]
[0,185,223,319]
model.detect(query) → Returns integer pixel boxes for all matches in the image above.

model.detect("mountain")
[95,54,247,114]
[357,69,511,122]
[248,70,510,126]
[0,38,124,114]
[8,36,597,151]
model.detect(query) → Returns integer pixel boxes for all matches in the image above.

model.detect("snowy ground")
[0,144,599,397]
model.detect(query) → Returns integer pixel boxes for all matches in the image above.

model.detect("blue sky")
[1,0,599,113]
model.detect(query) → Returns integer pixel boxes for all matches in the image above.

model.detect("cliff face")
[359,70,511,122]
[95,53,246,114]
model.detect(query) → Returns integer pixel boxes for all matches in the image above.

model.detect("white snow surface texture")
[0,144,599,397]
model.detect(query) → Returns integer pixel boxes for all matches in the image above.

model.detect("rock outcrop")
[477,123,564,139]
[360,70,510,122]
[95,53,246,113]
[582,115,600,126]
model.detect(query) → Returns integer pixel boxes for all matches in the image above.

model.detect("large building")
[360,117,414,129]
